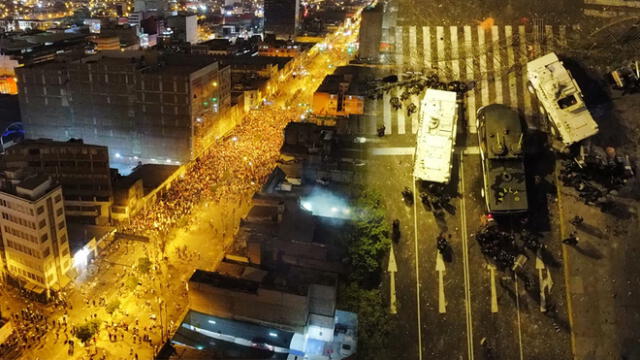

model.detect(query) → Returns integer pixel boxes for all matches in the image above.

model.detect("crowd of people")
[119,106,296,241]
[476,220,529,271]
[0,305,49,359]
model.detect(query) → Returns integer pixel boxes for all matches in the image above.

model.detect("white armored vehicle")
[527,52,598,152]
[413,89,458,184]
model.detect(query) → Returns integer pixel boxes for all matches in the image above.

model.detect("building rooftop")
[315,65,373,96]
[66,222,115,254]
[190,269,260,294]
[116,164,180,192]
[0,170,59,201]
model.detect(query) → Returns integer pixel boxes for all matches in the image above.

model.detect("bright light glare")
[301,201,312,211]
[232,136,238,142]
[73,247,90,269]
[208,320,216,324]
[115,152,121,158]
[269,332,278,337]
[300,188,351,219]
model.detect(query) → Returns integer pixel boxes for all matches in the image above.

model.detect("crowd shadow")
[574,222,607,239]
[572,242,605,260]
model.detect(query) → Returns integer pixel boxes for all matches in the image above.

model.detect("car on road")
[477,104,529,214]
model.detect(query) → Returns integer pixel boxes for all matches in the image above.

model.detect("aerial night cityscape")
[0,0,639,359]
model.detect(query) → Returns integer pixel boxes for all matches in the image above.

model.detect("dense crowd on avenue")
[119,106,296,240]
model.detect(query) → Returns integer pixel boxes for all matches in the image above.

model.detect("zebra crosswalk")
[360,24,581,136]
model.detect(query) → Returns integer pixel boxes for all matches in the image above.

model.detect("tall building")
[166,15,198,44]
[3,139,113,225]
[0,170,72,297]
[264,0,300,39]
[358,3,383,62]
[15,51,231,169]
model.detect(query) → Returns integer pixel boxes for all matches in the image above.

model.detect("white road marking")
[545,25,554,52]
[370,147,415,156]
[461,146,479,154]
[514,277,525,360]
[388,246,399,314]
[536,252,547,312]
[396,26,404,71]
[383,91,392,134]
[411,174,423,360]
[398,97,406,135]
[488,264,498,313]
[533,24,541,56]
[505,26,518,110]
[450,26,460,79]
[559,25,567,48]
[409,26,417,69]
[492,26,503,104]
[423,26,431,70]
[458,154,475,360]
[464,26,477,133]
[436,251,447,314]
[478,27,490,106]
[412,94,420,134]
[370,97,378,134]
[371,146,478,156]
[519,25,533,121]
[436,26,445,78]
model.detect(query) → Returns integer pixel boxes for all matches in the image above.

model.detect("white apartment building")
[0,169,72,298]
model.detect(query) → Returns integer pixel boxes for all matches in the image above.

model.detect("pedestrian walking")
[562,231,579,246]
[570,215,584,226]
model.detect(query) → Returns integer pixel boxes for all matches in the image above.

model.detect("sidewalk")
[559,188,640,359]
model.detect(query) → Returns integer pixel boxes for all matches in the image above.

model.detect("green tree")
[74,319,101,343]
[126,275,140,290]
[346,190,391,287]
[105,299,120,315]
[137,256,152,275]
[338,283,394,360]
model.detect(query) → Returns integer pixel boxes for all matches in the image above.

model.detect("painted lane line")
[488,264,498,313]
[536,249,547,312]
[412,175,423,360]
[436,251,447,314]
[555,161,578,359]
[458,154,475,360]
[514,277,525,360]
[412,94,420,134]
